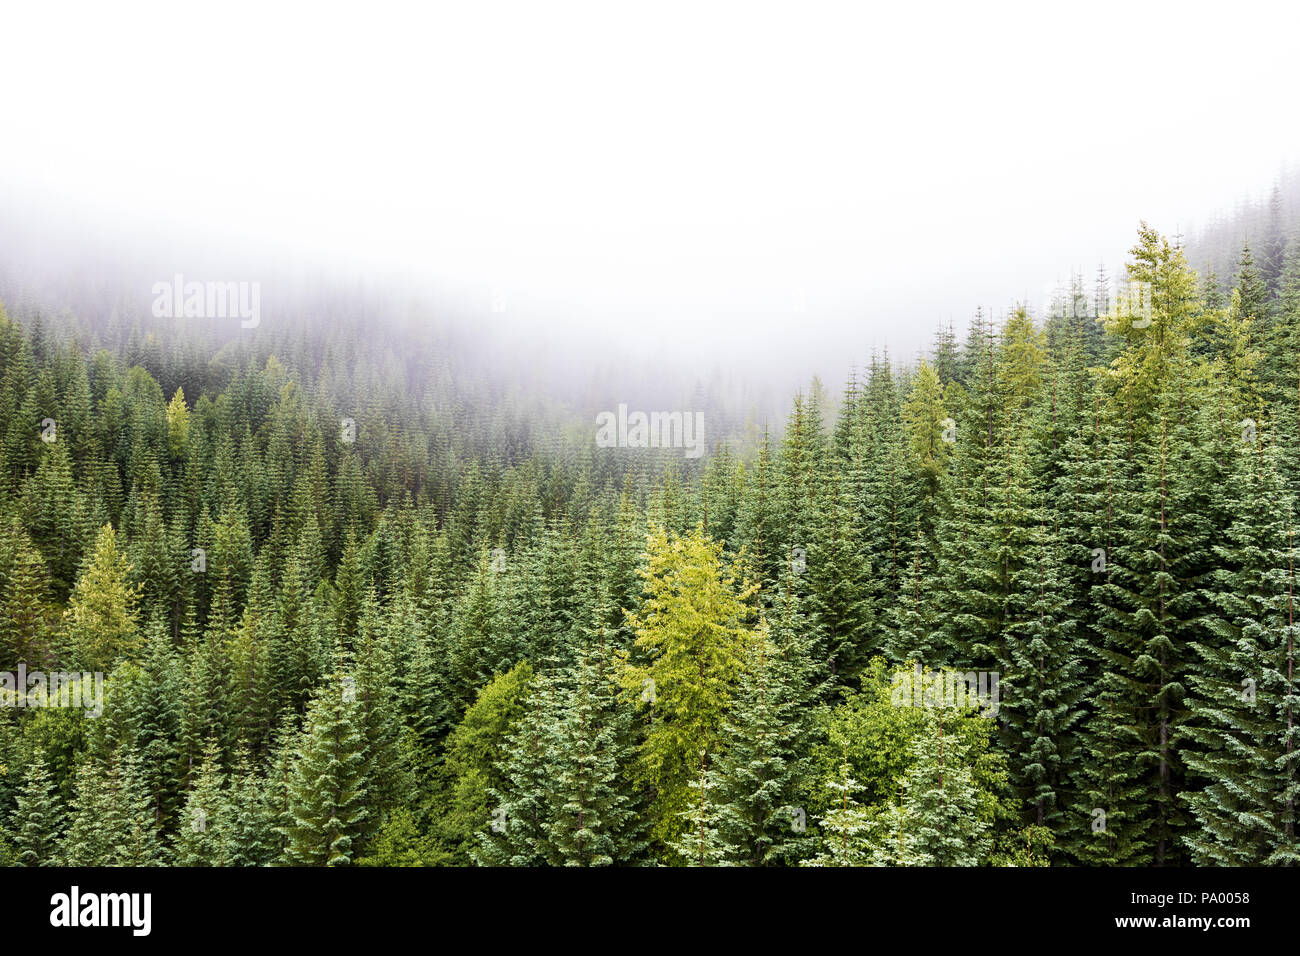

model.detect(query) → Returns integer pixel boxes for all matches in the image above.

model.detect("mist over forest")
[4,164,1298,448]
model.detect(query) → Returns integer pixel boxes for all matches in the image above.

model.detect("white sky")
[3,0,1299,378]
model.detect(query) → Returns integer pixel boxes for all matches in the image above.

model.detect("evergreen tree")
[11,749,63,866]
[64,523,142,671]
[801,748,872,867]
[283,673,370,866]
[621,524,757,855]
[710,616,812,865]
[174,738,228,865]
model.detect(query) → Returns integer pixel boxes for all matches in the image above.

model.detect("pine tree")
[0,520,51,666]
[474,667,556,867]
[64,748,168,866]
[733,428,783,594]
[350,593,410,848]
[174,738,228,865]
[64,523,142,671]
[435,661,534,863]
[112,747,170,865]
[998,471,1085,832]
[621,523,757,855]
[12,748,63,866]
[669,752,734,866]
[63,760,118,866]
[1183,437,1300,864]
[710,616,813,865]
[283,672,370,866]
[224,751,277,866]
[801,748,872,867]
[870,722,991,866]
[805,448,871,683]
[543,615,643,865]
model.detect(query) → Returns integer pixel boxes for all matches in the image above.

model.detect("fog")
[3,0,1299,399]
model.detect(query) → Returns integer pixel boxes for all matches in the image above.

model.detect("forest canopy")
[1,219,1299,867]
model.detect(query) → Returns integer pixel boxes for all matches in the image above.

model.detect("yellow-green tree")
[901,358,950,494]
[996,306,1047,409]
[623,523,757,858]
[64,524,142,671]
[166,386,190,459]
[1104,221,1207,416]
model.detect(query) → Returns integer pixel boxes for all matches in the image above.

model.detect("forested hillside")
[1189,166,1300,299]
[1,221,1298,867]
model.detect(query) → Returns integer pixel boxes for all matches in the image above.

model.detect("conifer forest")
[4,7,1300,901]
[3,209,1300,869]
